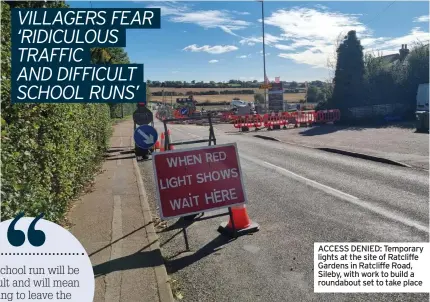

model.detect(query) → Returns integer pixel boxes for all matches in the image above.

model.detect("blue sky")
[69,1,429,82]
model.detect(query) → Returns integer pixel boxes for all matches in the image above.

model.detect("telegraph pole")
[261,0,268,113]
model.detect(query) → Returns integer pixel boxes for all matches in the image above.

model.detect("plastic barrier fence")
[233,115,261,129]
[316,109,341,123]
[221,112,235,122]
[230,109,340,131]
[291,111,316,126]
[264,113,286,130]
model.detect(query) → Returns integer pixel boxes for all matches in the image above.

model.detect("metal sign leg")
[182,227,190,251]
[228,207,237,238]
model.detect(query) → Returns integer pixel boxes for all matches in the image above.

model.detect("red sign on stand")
[152,143,247,220]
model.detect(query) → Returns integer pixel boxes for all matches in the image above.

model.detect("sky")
[69,1,430,82]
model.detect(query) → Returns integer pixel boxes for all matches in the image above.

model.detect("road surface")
[139,119,429,302]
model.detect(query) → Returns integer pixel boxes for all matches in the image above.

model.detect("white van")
[415,83,429,132]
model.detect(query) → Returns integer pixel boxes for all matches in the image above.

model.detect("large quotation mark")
[7,213,46,247]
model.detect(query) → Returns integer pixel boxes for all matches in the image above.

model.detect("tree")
[254,93,265,104]
[289,81,298,89]
[306,86,320,103]
[362,52,395,106]
[310,80,324,88]
[146,85,151,103]
[330,30,365,112]
[326,33,345,81]
[405,43,429,103]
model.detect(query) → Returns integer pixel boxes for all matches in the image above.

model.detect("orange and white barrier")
[291,111,316,126]
[233,115,261,130]
[231,109,341,131]
[316,109,341,123]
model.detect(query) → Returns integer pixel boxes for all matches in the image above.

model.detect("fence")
[230,109,341,131]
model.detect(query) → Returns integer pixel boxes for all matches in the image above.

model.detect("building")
[380,44,410,65]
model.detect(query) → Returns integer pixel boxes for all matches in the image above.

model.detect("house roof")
[380,53,400,64]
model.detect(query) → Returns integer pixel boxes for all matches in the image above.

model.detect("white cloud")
[239,34,284,46]
[279,49,329,69]
[171,70,179,74]
[232,10,250,15]
[361,27,430,55]
[183,44,238,54]
[208,60,219,64]
[237,54,251,59]
[264,7,369,67]
[258,50,270,57]
[413,15,430,23]
[265,7,368,43]
[150,3,188,16]
[264,6,429,69]
[315,4,329,11]
[148,3,250,36]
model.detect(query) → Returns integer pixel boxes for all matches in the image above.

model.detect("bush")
[110,103,137,118]
[220,90,254,95]
[0,2,113,222]
[1,104,111,222]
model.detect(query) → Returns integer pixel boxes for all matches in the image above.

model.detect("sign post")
[268,82,284,112]
[133,105,153,126]
[134,125,158,150]
[260,84,272,90]
[152,143,246,220]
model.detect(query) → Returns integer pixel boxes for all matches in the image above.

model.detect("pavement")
[214,122,429,170]
[68,119,173,302]
[139,118,429,302]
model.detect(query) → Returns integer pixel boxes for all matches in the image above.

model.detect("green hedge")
[110,103,137,118]
[1,104,112,222]
[1,2,112,222]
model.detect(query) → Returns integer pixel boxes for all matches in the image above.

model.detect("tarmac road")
[139,119,429,302]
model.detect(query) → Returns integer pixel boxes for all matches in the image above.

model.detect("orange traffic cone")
[167,129,175,150]
[159,132,165,152]
[218,204,260,237]
[154,140,160,150]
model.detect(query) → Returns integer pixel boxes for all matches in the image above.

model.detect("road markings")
[240,154,429,233]
[104,195,123,302]
[187,132,202,138]
[170,126,185,133]
[169,126,202,139]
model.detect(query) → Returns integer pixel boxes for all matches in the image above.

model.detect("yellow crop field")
[150,87,306,103]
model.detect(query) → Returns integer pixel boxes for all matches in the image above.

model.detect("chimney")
[399,44,409,61]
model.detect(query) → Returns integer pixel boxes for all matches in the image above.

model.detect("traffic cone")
[159,132,165,152]
[167,129,175,150]
[218,204,260,237]
[154,140,160,150]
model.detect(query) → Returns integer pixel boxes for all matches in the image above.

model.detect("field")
[150,87,306,103]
